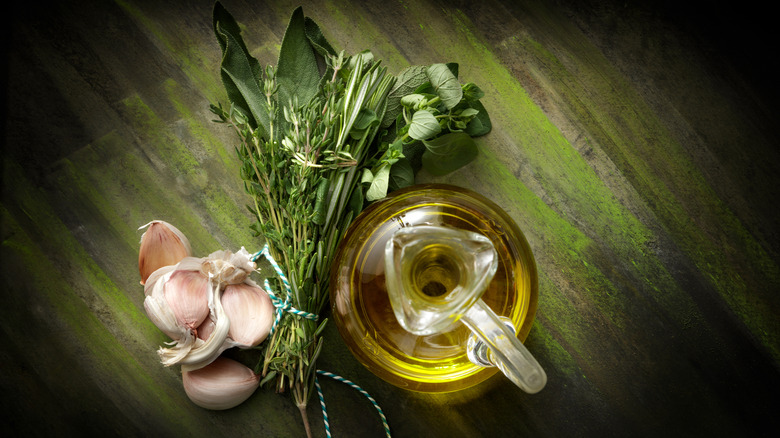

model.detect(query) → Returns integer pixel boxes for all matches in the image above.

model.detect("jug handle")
[462,299,547,394]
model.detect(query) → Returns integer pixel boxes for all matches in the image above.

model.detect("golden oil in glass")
[330,184,538,392]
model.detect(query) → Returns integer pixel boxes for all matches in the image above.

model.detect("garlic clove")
[160,279,230,370]
[222,281,275,348]
[143,265,187,339]
[182,356,260,410]
[196,317,216,341]
[144,291,186,341]
[143,264,175,298]
[138,220,192,285]
[164,269,210,332]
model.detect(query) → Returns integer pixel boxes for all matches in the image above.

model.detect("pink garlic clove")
[196,317,215,341]
[182,356,260,410]
[221,281,275,348]
[138,220,192,285]
[164,269,210,331]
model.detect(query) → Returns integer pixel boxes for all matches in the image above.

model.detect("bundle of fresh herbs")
[209,2,491,434]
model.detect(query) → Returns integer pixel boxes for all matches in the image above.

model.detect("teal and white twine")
[316,370,392,438]
[252,244,391,437]
[251,244,317,335]
[315,375,331,435]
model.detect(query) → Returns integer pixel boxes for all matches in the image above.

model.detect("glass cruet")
[384,225,546,394]
[330,184,544,393]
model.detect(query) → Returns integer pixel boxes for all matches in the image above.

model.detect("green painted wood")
[2,0,778,436]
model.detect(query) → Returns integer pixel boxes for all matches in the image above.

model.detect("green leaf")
[361,168,374,184]
[347,184,365,217]
[350,108,379,139]
[464,100,492,137]
[402,140,426,173]
[408,110,441,140]
[311,178,330,225]
[382,65,428,128]
[459,108,479,118]
[276,7,321,109]
[446,62,459,78]
[375,138,404,167]
[400,93,426,109]
[365,164,391,201]
[348,50,374,71]
[426,63,462,110]
[388,157,415,191]
[212,2,269,135]
[260,370,278,387]
[304,17,337,58]
[421,132,478,176]
[462,82,485,101]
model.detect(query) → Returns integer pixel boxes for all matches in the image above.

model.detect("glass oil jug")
[330,184,546,393]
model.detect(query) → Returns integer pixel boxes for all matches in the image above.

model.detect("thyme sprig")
[212,43,394,435]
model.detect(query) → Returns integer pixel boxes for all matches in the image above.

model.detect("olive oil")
[330,184,538,392]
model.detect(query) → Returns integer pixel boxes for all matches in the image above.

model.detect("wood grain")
[2,0,778,436]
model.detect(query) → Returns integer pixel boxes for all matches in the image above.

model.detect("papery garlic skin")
[222,281,274,348]
[182,356,260,410]
[143,265,184,339]
[138,220,192,285]
[202,247,256,286]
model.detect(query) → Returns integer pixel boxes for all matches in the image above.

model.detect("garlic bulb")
[182,356,260,410]
[143,247,274,371]
[138,220,192,285]
[138,220,275,408]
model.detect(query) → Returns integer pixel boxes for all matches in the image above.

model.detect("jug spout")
[385,225,547,393]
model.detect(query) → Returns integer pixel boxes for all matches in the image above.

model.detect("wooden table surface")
[3,0,778,436]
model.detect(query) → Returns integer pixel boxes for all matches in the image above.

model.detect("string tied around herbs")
[251,244,392,437]
[251,244,317,335]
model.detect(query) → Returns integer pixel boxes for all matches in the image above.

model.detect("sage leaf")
[213,2,268,136]
[421,132,478,176]
[311,178,330,225]
[446,62,459,78]
[459,108,479,118]
[361,168,374,184]
[276,7,321,109]
[408,110,441,140]
[402,141,426,173]
[426,63,462,110]
[304,17,337,58]
[383,65,428,128]
[348,50,374,71]
[350,108,379,139]
[347,183,365,218]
